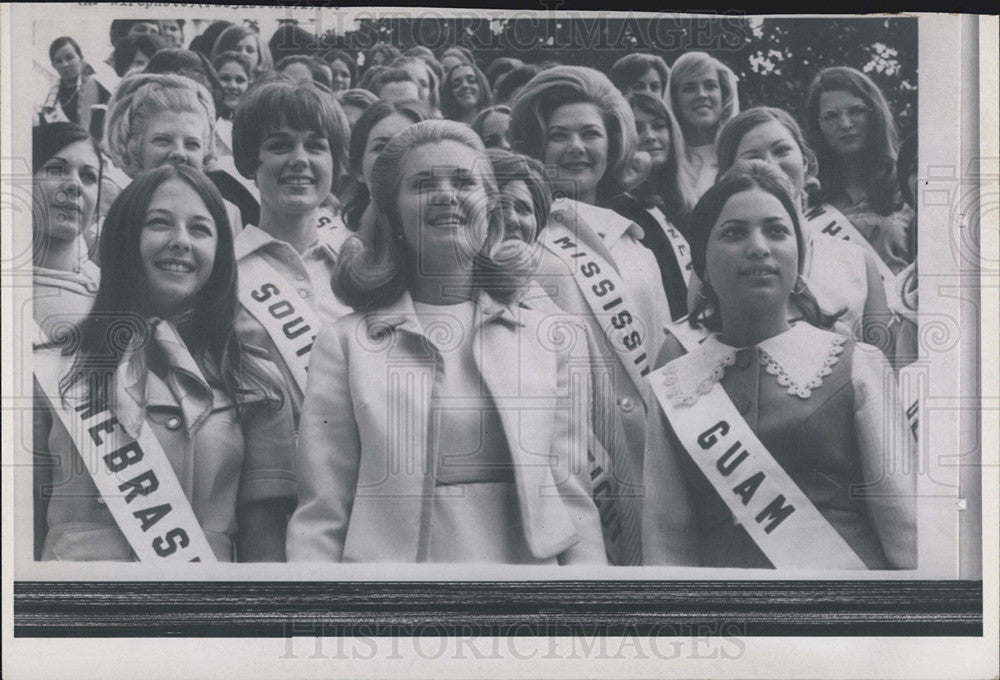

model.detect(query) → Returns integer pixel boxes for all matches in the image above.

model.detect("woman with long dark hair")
[441,61,491,126]
[643,160,916,570]
[34,164,295,562]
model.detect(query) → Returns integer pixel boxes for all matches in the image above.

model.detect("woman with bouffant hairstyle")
[289,120,605,564]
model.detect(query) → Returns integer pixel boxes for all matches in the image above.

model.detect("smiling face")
[329,58,352,92]
[675,67,723,136]
[256,125,334,217]
[34,140,101,243]
[217,61,250,114]
[395,140,490,275]
[480,110,510,150]
[704,188,798,317]
[362,113,414,187]
[51,43,83,82]
[629,68,664,98]
[634,107,671,169]
[137,110,207,174]
[235,35,259,68]
[818,89,870,159]
[159,21,183,48]
[543,102,609,206]
[139,178,218,318]
[500,179,536,243]
[734,121,807,198]
[450,66,480,110]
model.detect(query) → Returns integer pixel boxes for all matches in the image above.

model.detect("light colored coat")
[286,290,607,564]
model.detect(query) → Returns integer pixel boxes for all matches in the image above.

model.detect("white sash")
[648,367,868,570]
[238,257,322,395]
[666,317,711,353]
[804,202,902,308]
[646,207,693,279]
[33,323,216,562]
[541,221,652,395]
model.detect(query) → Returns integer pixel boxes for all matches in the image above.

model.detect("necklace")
[58,80,80,109]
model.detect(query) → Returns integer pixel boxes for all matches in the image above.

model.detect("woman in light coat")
[286,120,606,564]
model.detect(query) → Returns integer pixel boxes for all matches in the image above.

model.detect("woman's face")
[139,178,218,318]
[329,58,352,92]
[634,107,671,169]
[256,126,334,216]
[543,102,609,205]
[395,140,490,274]
[137,110,208,173]
[675,67,723,134]
[500,179,537,243]
[127,50,152,75]
[400,62,431,103]
[126,22,160,40]
[159,21,183,48]
[33,140,101,242]
[450,66,480,110]
[817,89,870,159]
[734,121,807,197]
[704,188,798,315]
[480,110,511,150]
[235,35,259,67]
[629,68,664,98]
[217,61,250,113]
[51,43,83,81]
[362,113,414,187]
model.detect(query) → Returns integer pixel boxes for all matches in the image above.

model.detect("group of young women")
[30,22,918,570]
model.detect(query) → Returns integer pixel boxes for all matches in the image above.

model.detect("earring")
[792,274,807,295]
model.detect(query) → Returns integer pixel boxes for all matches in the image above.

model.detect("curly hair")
[103,73,217,178]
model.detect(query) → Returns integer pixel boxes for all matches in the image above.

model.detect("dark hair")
[609,53,670,96]
[363,42,401,72]
[113,33,168,77]
[806,66,900,215]
[59,164,282,413]
[896,132,917,209]
[33,122,104,226]
[322,49,357,87]
[343,99,433,231]
[276,55,331,88]
[440,62,492,121]
[485,148,552,243]
[144,47,224,115]
[212,50,253,80]
[486,57,523,89]
[109,20,160,46]
[49,36,83,62]
[625,92,690,223]
[189,21,233,58]
[439,45,475,67]
[268,24,317,63]
[232,74,349,194]
[471,105,511,148]
[492,64,541,106]
[687,159,841,332]
[338,88,379,116]
[357,65,385,93]
[370,67,419,97]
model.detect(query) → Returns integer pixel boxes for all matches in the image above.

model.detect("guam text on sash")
[541,218,652,395]
[33,322,216,562]
[238,257,322,395]
[648,364,868,570]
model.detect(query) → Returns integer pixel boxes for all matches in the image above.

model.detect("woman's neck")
[686,125,717,147]
[34,234,82,272]
[719,306,790,348]
[258,206,319,254]
[410,271,476,306]
[840,161,869,203]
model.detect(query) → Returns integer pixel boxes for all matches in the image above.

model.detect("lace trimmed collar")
[659,323,846,407]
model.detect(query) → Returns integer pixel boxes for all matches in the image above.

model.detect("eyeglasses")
[818,105,871,128]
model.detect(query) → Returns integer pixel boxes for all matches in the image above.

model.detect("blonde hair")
[667,52,740,205]
[509,65,644,204]
[333,119,536,311]
[103,73,217,178]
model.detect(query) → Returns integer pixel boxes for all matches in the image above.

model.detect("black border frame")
[14,581,983,637]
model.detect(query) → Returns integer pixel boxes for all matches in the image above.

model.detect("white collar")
[659,322,846,406]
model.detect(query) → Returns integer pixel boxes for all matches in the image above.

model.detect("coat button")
[620,397,634,412]
[296,274,305,281]
[165,416,182,431]
[96,496,106,505]
[298,289,309,298]
[735,349,753,370]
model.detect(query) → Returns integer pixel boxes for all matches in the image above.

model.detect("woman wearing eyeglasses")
[805,67,912,275]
